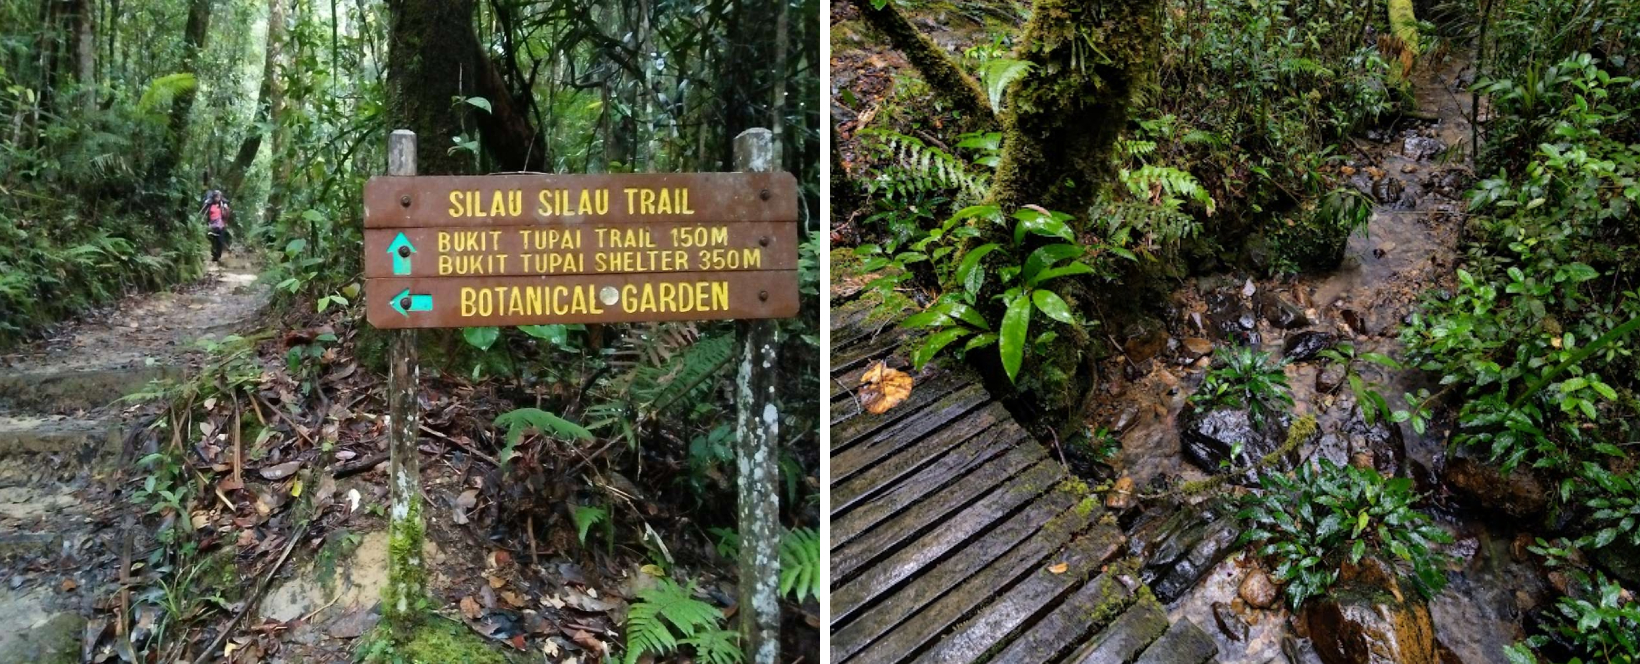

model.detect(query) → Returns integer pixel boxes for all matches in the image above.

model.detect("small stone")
[1317,365,1346,393]
[1112,406,1139,433]
[1283,331,1337,363]
[1213,601,1249,642]
[1180,337,1214,362]
[1239,568,1280,609]
[1401,163,1418,173]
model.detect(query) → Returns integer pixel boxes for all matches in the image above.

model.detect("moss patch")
[357,615,511,664]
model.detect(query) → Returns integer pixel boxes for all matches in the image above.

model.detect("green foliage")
[1236,459,1454,608]
[1580,461,1640,552]
[572,505,609,545]
[1269,186,1374,272]
[857,128,990,201]
[976,59,1033,112]
[779,527,821,603]
[492,408,594,465]
[1507,565,1640,664]
[623,578,740,664]
[1189,346,1293,427]
[904,204,1102,382]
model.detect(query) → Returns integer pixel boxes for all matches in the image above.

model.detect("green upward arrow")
[390,288,433,316]
[387,233,416,275]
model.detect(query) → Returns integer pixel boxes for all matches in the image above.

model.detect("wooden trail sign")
[362,173,800,329]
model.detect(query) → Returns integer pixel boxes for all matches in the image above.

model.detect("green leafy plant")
[623,578,741,664]
[1506,570,1640,664]
[572,505,609,545]
[1236,459,1454,608]
[1189,346,1294,427]
[779,527,821,603]
[492,408,594,465]
[905,204,1099,382]
[1579,461,1640,551]
[1316,342,1403,424]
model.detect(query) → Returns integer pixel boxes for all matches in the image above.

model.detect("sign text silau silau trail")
[362,172,801,329]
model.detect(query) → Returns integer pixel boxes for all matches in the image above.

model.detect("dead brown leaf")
[1048,562,1069,575]
[858,361,913,415]
[460,596,483,620]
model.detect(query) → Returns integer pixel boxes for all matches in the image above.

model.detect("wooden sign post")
[365,129,798,662]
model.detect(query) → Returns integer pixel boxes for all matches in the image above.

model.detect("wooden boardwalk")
[829,299,1219,664]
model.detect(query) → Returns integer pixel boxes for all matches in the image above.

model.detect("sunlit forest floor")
[0,246,820,662]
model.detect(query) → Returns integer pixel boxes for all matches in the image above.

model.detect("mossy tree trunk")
[224,0,282,198]
[989,0,1163,213]
[152,0,210,189]
[846,0,993,127]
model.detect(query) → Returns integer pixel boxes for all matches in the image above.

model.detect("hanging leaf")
[1000,292,1033,382]
[977,59,1033,112]
[464,96,494,113]
[463,326,500,351]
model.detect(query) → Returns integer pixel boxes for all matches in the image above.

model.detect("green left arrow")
[390,288,433,316]
[387,232,416,275]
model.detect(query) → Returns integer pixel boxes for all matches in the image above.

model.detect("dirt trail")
[0,255,268,662]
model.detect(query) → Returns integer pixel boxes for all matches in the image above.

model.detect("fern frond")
[976,58,1033,112]
[623,579,735,664]
[858,128,990,201]
[780,527,821,603]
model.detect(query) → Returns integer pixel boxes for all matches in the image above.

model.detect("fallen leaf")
[570,630,605,654]
[460,596,483,620]
[60,578,77,592]
[858,361,914,414]
[487,574,506,589]
[259,461,301,480]
[346,489,361,512]
[290,479,303,497]
[639,564,665,578]
[1048,562,1069,575]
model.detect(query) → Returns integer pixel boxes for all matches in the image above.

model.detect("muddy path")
[0,255,269,662]
[1092,51,1546,664]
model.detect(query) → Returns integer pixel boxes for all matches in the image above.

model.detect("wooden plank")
[832,422,1032,546]
[831,428,1038,578]
[830,332,905,377]
[844,520,1124,664]
[831,372,974,448]
[831,460,1065,605]
[362,222,799,278]
[832,386,992,479]
[363,172,799,228]
[907,531,1129,664]
[832,404,1015,511]
[831,496,1092,660]
[364,272,798,329]
[1065,598,1170,664]
[1131,619,1219,664]
[985,572,1140,663]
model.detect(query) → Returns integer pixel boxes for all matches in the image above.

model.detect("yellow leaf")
[640,564,666,577]
[859,361,914,415]
[1048,562,1069,574]
[290,479,303,497]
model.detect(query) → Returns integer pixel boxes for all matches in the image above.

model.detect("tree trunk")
[386,0,546,175]
[224,0,283,198]
[73,0,94,110]
[846,0,992,128]
[155,0,212,187]
[989,0,1163,213]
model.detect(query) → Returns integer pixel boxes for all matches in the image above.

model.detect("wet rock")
[1179,338,1214,363]
[1304,559,1438,664]
[1206,292,1258,347]
[1124,317,1170,363]
[1404,135,1447,161]
[1592,539,1640,587]
[1212,601,1249,642]
[1340,309,1371,336]
[1180,408,1289,475]
[1443,455,1549,519]
[1239,567,1280,609]
[1151,516,1242,602]
[1260,291,1310,330]
[1112,405,1140,433]
[1284,331,1337,363]
[1344,416,1406,477]
[1372,176,1406,205]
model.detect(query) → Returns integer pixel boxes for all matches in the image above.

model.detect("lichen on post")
[732,127,782,664]
[382,129,428,632]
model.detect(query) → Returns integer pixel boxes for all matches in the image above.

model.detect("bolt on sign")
[362,173,800,329]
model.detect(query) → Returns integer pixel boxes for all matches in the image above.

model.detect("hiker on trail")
[201,189,232,263]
